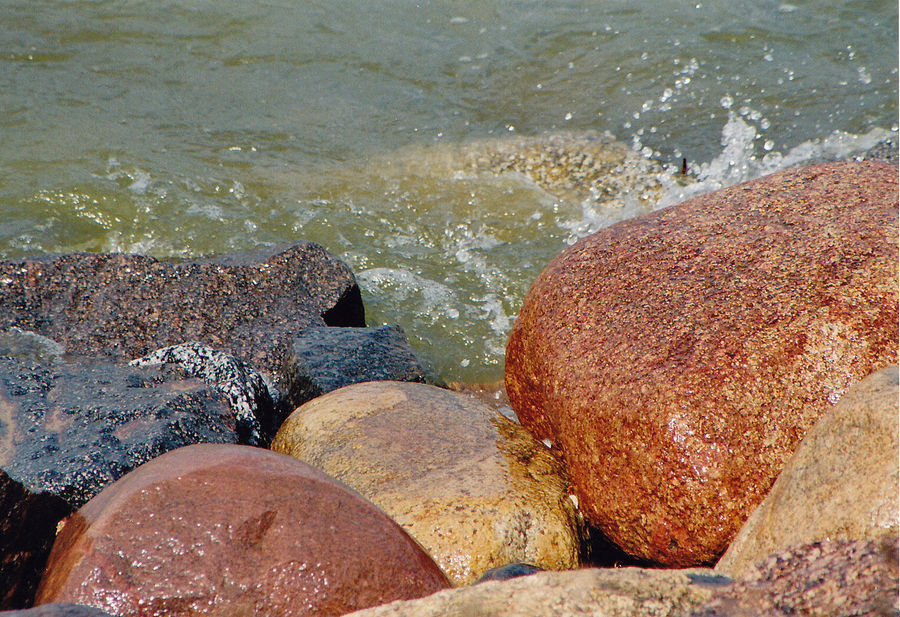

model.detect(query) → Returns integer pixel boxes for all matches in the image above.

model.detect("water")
[1,0,896,383]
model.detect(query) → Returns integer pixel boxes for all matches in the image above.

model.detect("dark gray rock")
[281,325,428,410]
[0,471,70,610]
[475,563,543,583]
[0,355,243,509]
[131,342,276,445]
[0,242,365,384]
[0,605,115,617]
[856,137,899,165]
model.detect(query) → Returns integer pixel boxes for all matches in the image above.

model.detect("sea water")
[0,0,896,382]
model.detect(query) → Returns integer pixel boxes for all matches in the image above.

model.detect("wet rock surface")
[0,605,116,617]
[0,354,241,509]
[35,444,450,616]
[272,381,583,585]
[0,470,71,610]
[697,538,899,617]
[0,242,364,382]
[342,566,723,617]
[716,366,900,578]
[281,325,428,410]
[131,342,276,445]
[505,161,899,566]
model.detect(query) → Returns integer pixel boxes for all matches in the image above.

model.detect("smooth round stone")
[505,161,899,566]
[271,381,583,585]
[35,444,449,616]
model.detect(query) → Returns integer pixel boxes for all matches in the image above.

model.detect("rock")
[131,342,276,445]
[35,444,450,616]
[856,137,898,165]
[271,381,583,585]
[0,605,115,617]
[696,538,899,616]
[505,161,899,566]
[0,354,242,509]
[280,325,428,410]
[340,566,725,617]
[0,242,365,385]
[475,563,543,583]
[0,470,71,610]
[715,366,899,578]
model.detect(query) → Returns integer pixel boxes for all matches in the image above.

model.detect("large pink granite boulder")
[35,444,449,616]
[505,161,899,566]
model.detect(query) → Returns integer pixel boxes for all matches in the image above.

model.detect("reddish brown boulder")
[35,444,450,617]
[505,161,899,566]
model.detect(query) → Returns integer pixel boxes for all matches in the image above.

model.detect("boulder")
[0,605,115,617]
[505,161,899,566]
[35,444,450,616]
[271,381,583,585]
[280,325,428,410]
[716,366,899,578]
[697,538,898,616]
[0,470,70,610]
[0,355,242,509]
[0,242,364,384]
[341,566,726,617]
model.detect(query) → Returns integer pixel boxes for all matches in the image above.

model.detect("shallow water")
[1,0,896,382]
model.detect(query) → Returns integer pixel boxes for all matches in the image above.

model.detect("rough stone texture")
[271,381,583,585]
[281,325,428,410]
[35,444,450,617]
[715,366,899,578]
[1,605,116,617]
[341,567,726,617]
[0,355,242,509]
[505,161,899,567]
[0,242,365,383]
[131,342,276,445]
[696,538,899,617]
[0,470,71,610]
[856,137,898,165]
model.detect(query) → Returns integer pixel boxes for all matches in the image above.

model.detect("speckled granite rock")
[0,605,115,617]
[131,342,276,445]
[341,566,727,617]
[35,444,450,616]
[716,366,899,578]
[281,325,428,410]
[0,355,241,510]
[0,242,364,384]
[0,470,70,610]
[271,381,583,585]
[697,538,898,617]
[506,161,899,566]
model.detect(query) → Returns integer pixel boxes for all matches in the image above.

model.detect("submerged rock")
[716,366,900,578]
[271,381,583,585]
[280,325,429,410]
[505,161,899,566]
[35,444,450,616]
[0,242,364,386]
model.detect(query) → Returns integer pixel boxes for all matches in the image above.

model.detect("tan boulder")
[716,366,899,578]
[271,381,583,585]
[340,566,725,617]
[35,444,450,616]
[505,161,899,566]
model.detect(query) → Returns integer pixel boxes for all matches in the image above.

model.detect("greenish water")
[1,0,896,382]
